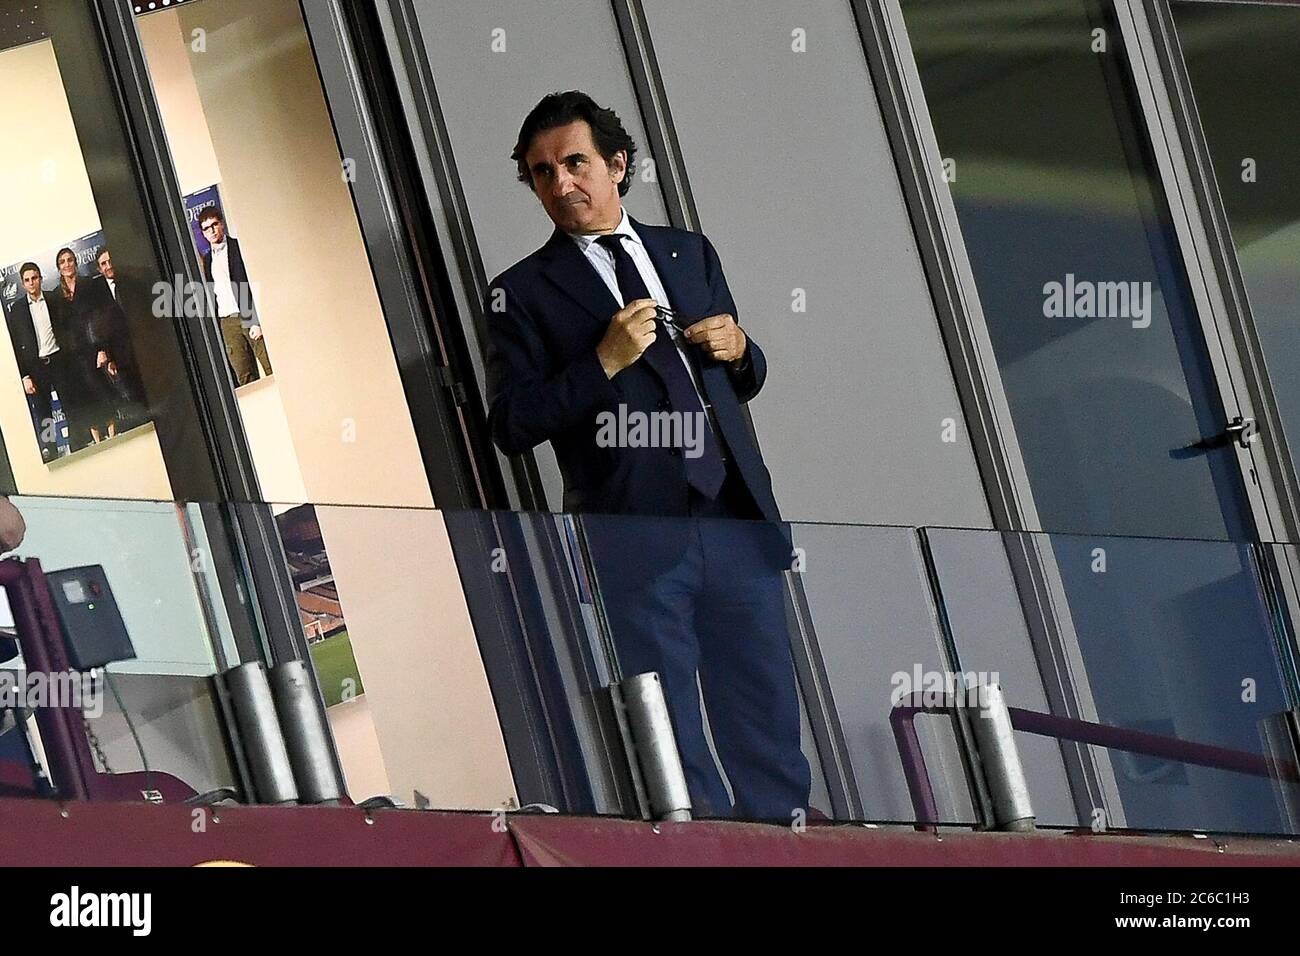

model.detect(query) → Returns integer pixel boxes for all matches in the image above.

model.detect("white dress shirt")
[209,241,241,318]
[27,294,59,358]
[103,277,117,301]
[569,209,709,403]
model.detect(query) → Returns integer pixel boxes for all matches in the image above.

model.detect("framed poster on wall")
[184,184,274,390]
[2,232,152,462]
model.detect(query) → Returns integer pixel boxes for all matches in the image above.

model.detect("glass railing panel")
[283,505,974,825]
[0,494,245,803]
[19,495,1291,835]
[283,504,520,813]
[929,527,1299,834]
[576,512,975,825]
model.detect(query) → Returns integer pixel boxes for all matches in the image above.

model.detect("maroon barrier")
[0,798,1297,866]
[504,815,1300,867]
[0,799,520,867]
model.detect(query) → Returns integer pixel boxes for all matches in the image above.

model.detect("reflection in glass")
[268,503,519,810]
[902,0,1251,540]
[930,527,1296,833]
[444,508,977,825]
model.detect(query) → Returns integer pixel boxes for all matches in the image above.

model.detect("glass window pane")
[902,0,1252,540]
[0,1,221,500]
[263,501,518,809]
[581,512,975,824]
[930,527,1296,833]
[1,495,247,801]
[136,0,434,507]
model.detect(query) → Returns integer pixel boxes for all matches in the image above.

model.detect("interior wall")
[172,0,433,509]
[326,696,393,802]
[315,505,516,811]
[0,40,172,499]
[139,10,308,505]
[642,0,992,528]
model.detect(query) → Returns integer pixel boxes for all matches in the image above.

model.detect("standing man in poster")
[197,207,272,386]
[7,263,78,457]
[485,91,811,820]
[87,248,148,428]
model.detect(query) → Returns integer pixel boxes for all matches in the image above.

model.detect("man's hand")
[596,297,658,379]
[684,313,747,365]
[249,325,263,341]
[21,376,35,396]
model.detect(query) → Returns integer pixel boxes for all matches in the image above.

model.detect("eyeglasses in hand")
[654,305,698,334]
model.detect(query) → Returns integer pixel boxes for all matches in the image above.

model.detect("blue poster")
[183,184,228,258]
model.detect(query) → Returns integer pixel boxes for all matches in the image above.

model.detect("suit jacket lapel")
[539,228,619,327]
[633,218,685,314]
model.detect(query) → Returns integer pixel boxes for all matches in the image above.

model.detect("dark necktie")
[594,234,726,499]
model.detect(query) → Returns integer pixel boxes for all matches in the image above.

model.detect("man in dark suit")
[6,263,78,458]
[486,91,810,820]
[197,207,272,386]
[85,249,148,426]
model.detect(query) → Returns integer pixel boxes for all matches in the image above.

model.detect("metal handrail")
[890,693,1300,831]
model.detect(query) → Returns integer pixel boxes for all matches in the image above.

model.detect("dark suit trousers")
[27,350,80,455]
[595,472,812,821]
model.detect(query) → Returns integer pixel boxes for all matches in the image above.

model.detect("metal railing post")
[618,672,692,822]
[961,681,1035,832]
[269,660,347,805]
[225,662,299,805]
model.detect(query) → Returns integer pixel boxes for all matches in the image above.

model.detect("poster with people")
[184,185,274,389]
[1,232,151,462]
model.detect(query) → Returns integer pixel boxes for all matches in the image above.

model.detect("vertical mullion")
[369,0,549,512]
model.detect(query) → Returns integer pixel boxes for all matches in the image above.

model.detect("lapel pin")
[671,251,678,258]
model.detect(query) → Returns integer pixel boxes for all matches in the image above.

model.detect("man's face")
[20,270,41,299]
[524,120,625,234]
[97,252,115,280]
[201,217,226,244]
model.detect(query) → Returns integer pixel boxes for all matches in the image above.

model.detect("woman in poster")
[55,247,118,445]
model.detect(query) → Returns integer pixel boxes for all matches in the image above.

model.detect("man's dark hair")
[19,262,40,280]
[198,205,224,227]
[512,91,637,196]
